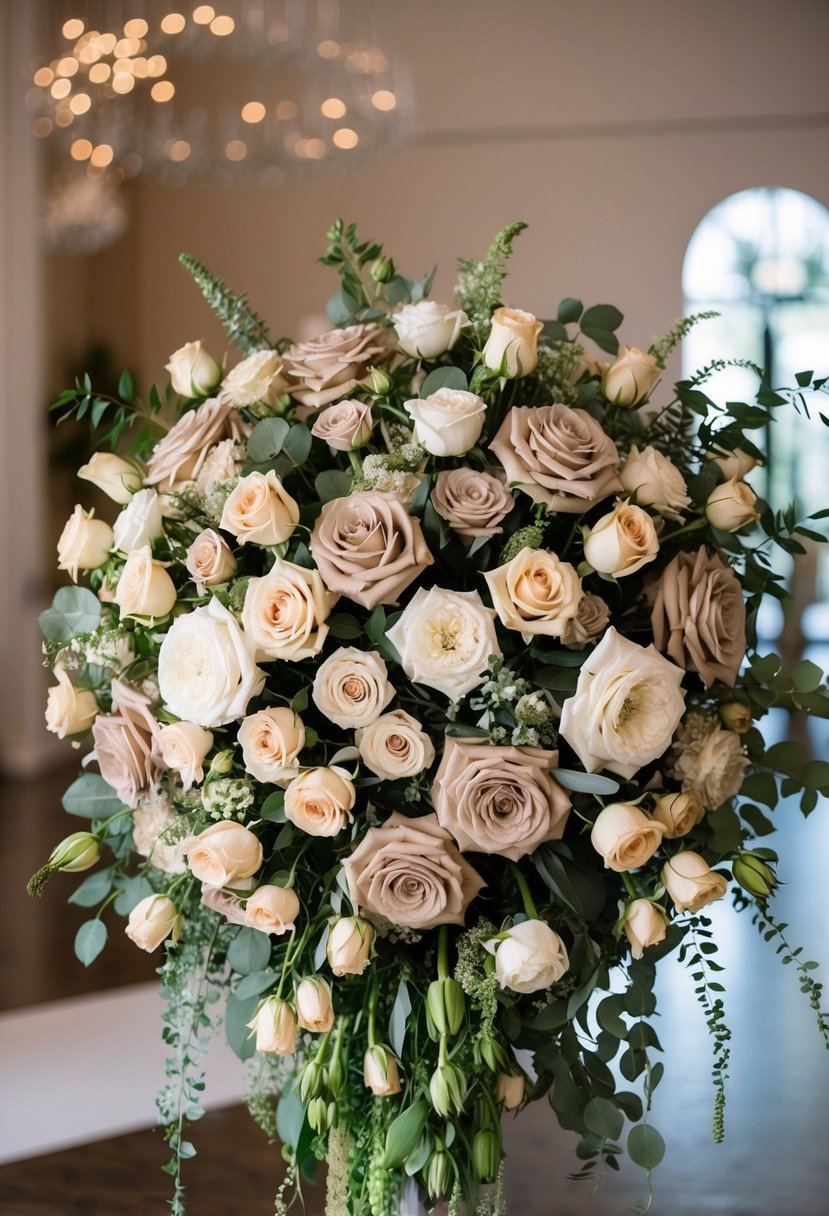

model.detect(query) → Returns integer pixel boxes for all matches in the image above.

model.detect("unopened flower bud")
[371,256,395,284]
[733,852,779,899]
[364,366,392,396]
[472,1128,501,1182]
[327,1050,345,1096]
[307,1096,330,1134]
[426,978,466,1037]
[426,1150,453,1200]
[50,831,100,873]
[299,1058,326,1104]
[208,749,235,778]
[429,1060,466,1117]
[495,1071,526,1110]
[363,1045,401,1096]
[476,1033,508,1073]
[719,702,752,734]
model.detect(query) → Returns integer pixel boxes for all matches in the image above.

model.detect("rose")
[326,916,374,976]
[185,528,237,594]
[282,323,396,409]
[356,710,436,780]
[623,899,669,960]
[590,802,665,871]
[45,669,98,738]
[489,403,621,512]
[183,820,263,887]
[125,894,181,952]
[651,547,746,687]
[311,400,373,451]
[309,492,433,610]
[484,921,569,993]
[241,559,335,661]
[247,996,297,1055]
[394,300,468,359]
[132,792,188,874]
[386,586,501,702]
[219,350,287,409]
[114,546,177,620]
[583,503,659,578]
[155,721,213,791]
[708,447,760,480]
[404,387,486,457]
[78,452,142,504]
[619,445,690,520]
[146,396,242,491]
[343,812,485,930]
[284,766,356,836]
[195,439,245,493]
[57,506,113,581]
[432,737,571,861]
[559,627,686,779]
[602,346,660,406]
[200,877,255,927]
[705,477,760,532]
[165,339,222,398]
[312,648,393,729]
[671,712,748,809]
[158,597,265,727]
[482,307,543,377]
[238,708,305,785]
[244,884,300,935]
[431,468,513,541]
[651,790,705,838]
[662,851,728,913]
[562,593,610,649]
[363,1045,401,1096]
[112,489,165,553]
[496,1073,526,1110]
[485,547,582,640]
[295,978,334,1033]
[91,678,159,807]
[219,469,300,546]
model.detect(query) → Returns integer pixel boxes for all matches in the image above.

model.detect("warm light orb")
[112,74,135,94]
[275,99,298,121]
[372,89,397,111]
[69,93,91,114]
[62,19,85,39]
[210,15,235,35]
[321,97,346,119]
[241,101,266,123]
[161,13,186,35]
[193,5,215,24]
[33,67,54,87]
[90,143,114,167]
[333,127,359,150]
[225,139,247,161]
[56,57,79,77]
[51,78,72,99]
[146,55,168,76]
[124,18,149,38]
[70,138,93,160]
[168,139,191,161]
[305,137,326,159]
[89,63,111,83]
[317,40,340,59]
[55,109,74,127]
[99,33,117,54]
[151,80,175,102]
[33,117,54,137]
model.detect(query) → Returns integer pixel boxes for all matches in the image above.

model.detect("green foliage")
[321,219,434,327]
[680,919,731,1143]
[61,773,123,818]
[74,918,108,966]
[39,587,102,643]
[179,252,272,355]
[455,221,528,337]
[753,906,829,1048]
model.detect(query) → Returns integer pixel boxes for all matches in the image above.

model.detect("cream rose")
[312,648,393,729]
[489,403,622,512]
[651,547,746,688]
[220,469,299,546]
[364,1045,401,1096]
[158,596,265,727]
[245,883,300,935]
[583,502,659,578]
[496,1073,526,1110]
[45,669,98,739]
[619,445,691,521]
[559,627,686,779]
[705,477,760,532]
[247,996,297,1055]
[485,547,581,640]
[386,586,501,702]
[132,792,188,874]
[114,546,177,620]
[195,438,245,493]
[241,559,335,662]
[431,468,514,541]
[651,790,705,838]
[112,489,165,553]
[220,350,287,409]
[356,710,435,780]
[311,400,373,451]
[146,397,242,491]
[78,452,142,504]
[327,915,375,976]
[708,447,760,480]
[404,387,486,458]
[295,978,335,1032]
[155,721,213,791]
[91,678,160,808]
[623,899,669,960]
[590,802,665,871]
[671,712,748,809]
[238,707,305,785]
[185,528,237,594]
[284,766,356,837]
[125,894,181,952]
[483,307,543,377]
[562,593,611,649]
[183,820,263,887]
[283,323,396,409]
[662,851,728,913]
[394,300,468,359]
[166,339,222,398]
[602,346,660,407]
[485,920,569,993]
[57,506,113,581]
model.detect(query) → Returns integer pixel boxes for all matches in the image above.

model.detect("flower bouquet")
[31,220,829,1215]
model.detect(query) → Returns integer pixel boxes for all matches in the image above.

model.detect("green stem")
[95,888,123,919]
[437,925,450,981]
[510,863,539,919]
[659,516,708,543]
[347,449,363,477]
[621,872,640,900]
[97,806,135,832]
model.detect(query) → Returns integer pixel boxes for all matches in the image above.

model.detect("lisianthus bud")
[473,1128,501,1182]
[429,1060,466,1117]
[426,978,465,1037]
[327,1050,345,1096]
[50,831,100,873]
[733,852,779,899]
[476,1033,508,1073]
[308,1096,330,1134]
[299,1058,326,1103]
[426,1150,453,1200]
[719,701,752,733]
[363,1045,401,1096]
[364,366,392,396]
[371,255,395,283]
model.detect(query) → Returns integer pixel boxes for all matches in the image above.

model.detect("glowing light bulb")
[112,74,135,94]
[225,139,247,161]
[241,101,266,123]
[89,63,111,83]
[168,139,191,161]
[56,57,79,77]
[51,78,72,99]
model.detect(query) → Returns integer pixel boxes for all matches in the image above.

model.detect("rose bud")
[496,1071,526,1110]
[112,488,165,554]
[247,996,297,1055]
[363,1045,401,1096]
[57,505,114,581]
[183,821,263,888]
[45,669,98,739]
[485,921,569,994]
[623,898,669,960]
[733,852,779,899]
[244,884,299,936]
[125,894,181,953]
[404,387,486,457]
[326,916,374,976]
[707,447,761,480]
[705,477,760,532]
[583,502,659,578]
[651,791,705,839]
[114,546,177,621]
[295,978,335,1033]
[483,307,543,377]
[165,339,222,398]
[719,702,752,733]
[591,803,665,871]
[602,345,660,407]
[78,452,142,504]
[311,400,374,451]
[662,851,728,913]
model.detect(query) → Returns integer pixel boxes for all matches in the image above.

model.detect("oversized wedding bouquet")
[31,221,829,1215]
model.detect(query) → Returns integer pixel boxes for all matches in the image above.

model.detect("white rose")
[166,339,222,398]
[705,478,760,532]
[559,627,686,779]
[45,669,98,738]
[619,445,691,521]
[708,447,760,480]
[220,350,287,408]
[404,387,486,457]
[312,648,394,729]
[386,586,501,702]
[662,851,728,913]
[590,802,665,871]
[393,300,468,360]
[185,528,237,594]
[355,709,436,780]
[114,546,177,621]
[295,978,335,1033]
[284,766,356,836]
[651,790,705,838]
[78,452,142,504]
[183,820,263,887]
[583,502,659,577]
[485,547,582,641]
[237,707,305,784]
[482,307,543,377]
[326,915,374,976]
[125,894,181,952]
[132,792,188,874]
[363,1045,401,1096]
[219,469,300,546]
[241,559,336,661]
[602,346,660,407]
[158,596,265,727]
[671,713,748,809]
[57,505,113,581]
[112,489,165,553]
[155,721,213,791]
[244,883,300,935]
[623,899,669,960]
[247,996,296,1055]
[486,920,569,993]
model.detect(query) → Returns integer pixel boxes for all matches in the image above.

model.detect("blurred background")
[1,2,828,1213]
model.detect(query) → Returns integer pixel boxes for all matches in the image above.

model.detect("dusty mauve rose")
[312,648,393,729]
[562,593,611,649]
[651,547,746,688]
[432,738,571,861]
[356,709,436,780]
[311,400,373,451]
[283,323,396,409]
[489,403,622,511]
[146,397,243,491]
[485,547,582,640]
[670,712,748,809]
[242,559,336,661]
[431,468,514,541]
[195,439,245,493]
[92,678,160,808]
[186,528,237,594]
[220,469,300,546]
[310,491,433,610]
[343,812,485,930]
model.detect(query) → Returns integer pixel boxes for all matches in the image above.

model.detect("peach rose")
[114,546,177,620]
[355,710,436,780]
[185,528,237,594]
[237,707,305,785]
[241,559,336,661]
[183,820,263,887]
[482,307,543,378]
[326,915,374,975]
[219,470,299,547]
[705,478,760,532]
[590,802,665,871]
[284,766,356,837]
[57,506,113,581]
[247,996,296,1054]
[296,978,335,1032]
[583,503,659,578]
[165,340,222,399]
[283,323,396,409]
[431,468,514,541]
[219,350,287,409]
[200,877,255,926]
[146,397,242,490]
[623,899,669,959]
[662,851,728,913]
[364,1045,401,1096]
[312,648,394,729]
[91,678,160,808]
[651,548,746,688]
[651,790,705,838]
[125,894,181,952]
[45,668,98,739]
[78,452,142,504]
[244,884,300,935]
[602,346,660,407]
[485,547,582,640]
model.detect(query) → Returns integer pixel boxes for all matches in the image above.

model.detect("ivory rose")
[219,350,287,409]
[146,396,241,490]
[78,452,142,504]
[311,400,373,451]
[583,503,659,578]
[559,627,686,779]
[483,307,543,377]
[132,792,188,874]
[57,506,113,581]
[185,528,237,593]
[125,894,181,952]
[244,884,300,935]
[404,387,486,457]
[619,445,691,520]
[705,478,760,532]
[112,489,165,553]
[343,812,485,930]
[662,851,728,913]
[485,921,569,993]
[431,468,513,541]
[652,790,705,838]
[562,593,610,649]
[394,301,468,359]
[364,1045,401,1096]
[602,346,660,406]
[312,648,394,729]
[183,820,263,887]
[238,707,305,784]
[166,340,222,398]
[590,803,665,871]
[284,766,356,836]
[220,469,300,546]
[155,721,213,791]
[432,738,571,861]
[45,669,98,739]
[283,323,396,409]
[386,586,501,702]
[355,710,436,780]
[247,996,297,1055]
[485,547,582,640]
[326,915,374,976]
[489,403,621,511]
[91,678,160,808]
[623,899,669,960]
[651,547,746,687]
[241,560,336,661]
[114,546,177,620]
[671,712,748,809]
[295,978,335,1032]
[708,447,760,480]
[310,492,433,610]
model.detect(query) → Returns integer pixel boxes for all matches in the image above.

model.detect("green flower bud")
[207,748,234,778]
[429,1060,466,1117]
[298,1058,326,1104]
[307,1096,330,1134]
[327,1050,345,1097]
[425,1150,453,1200]
[370,256,395,284]
[719,701,752,733]
[733,852,779,899]
[472,1128,501,1182]
[50,831,100,873]
[426,978,466,1037]
[476,1034,508,1073]
[364,366,392,396]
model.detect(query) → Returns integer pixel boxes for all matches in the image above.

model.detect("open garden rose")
[583,502,659,577]
[312,648,394,729]
[430,468,514,540]
[619,445,691,520]
[404,387,487,457]
[485,921,569,993]
[326,916,374,976]
[185,528,237,593]
[355,709,436,780]
[184,820,263,887]
[166,340,222,399]
[237,707,305,785]
[114,546,177,620]
[386,586,501,701]
[705,477,760,532]
[651,790,705,838]
[220,469,300,546]
[482,307,543,377]
[485,547,582,640]
[602,345,660,406]
[112,489,165,553]
[311,400,374,451]
[241,560,336,661]
[247,996,296,1055]
[394,301,468,359]
[295,978,335,1033]
[244,884,300,935]
[284,766,357,836]
[671,712,748,809]
[662,851,728,912]
[283,323,396,409]
[651,547,746,687]
[57,505,113,581]
[146,396,241,490]
[78,452,142,504]
[590,802,665,871]
[623,899,669,959]
[45,668,98,739]
[125,894,181,952]
[91,678,160,808]
[220,350,287,409]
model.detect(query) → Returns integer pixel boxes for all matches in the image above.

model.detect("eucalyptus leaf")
[260,791,286,822]
[39,586,102,643]
[113,875,154,916]
[74,919,107,967]
[420,367,468,396]
[627,1124,666,1170]
[553,769,620,795]
[581,304,623,332]
[557,297,583,325]
[247,417,290,462]
[315,469,352,502]
[389,978,412,1058]
[225,991,258,1061]
[584,1096,624,1141]
[62,773,124,818]
[68,869,113,908]
[234,970,278,1000]
[227,926,272,975]
[283,424,312,466]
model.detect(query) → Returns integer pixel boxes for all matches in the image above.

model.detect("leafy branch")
[456,221,528,338]
[754,905,829,1048]
[179,253,273,355]
[680,917,731,1143]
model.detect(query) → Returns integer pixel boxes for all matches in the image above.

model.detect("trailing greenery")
[179,252,274,355]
